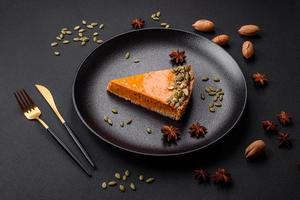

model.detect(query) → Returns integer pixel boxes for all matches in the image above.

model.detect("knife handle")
[63,122,96,168]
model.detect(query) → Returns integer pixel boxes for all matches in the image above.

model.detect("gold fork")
[14,89,91,177]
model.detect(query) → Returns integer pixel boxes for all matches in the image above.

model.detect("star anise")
[277,132,291,147]
[262,120,277,132]
[161,125,180,142]
[169,50,186,64]
[277,111,292,126]
[189,123,207,138]
[252,72,268,86]
[212,168,231,184]
[131,18,145,29]
[194,168,210,182]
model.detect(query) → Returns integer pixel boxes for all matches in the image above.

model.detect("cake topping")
[131,18,145,29]
[277,111,292,126]
[189,123,207,138]
[167,65,193,108]
[169,50,186,64]
[161,125,180,142]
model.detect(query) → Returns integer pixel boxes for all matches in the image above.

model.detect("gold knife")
[35,84,95,168]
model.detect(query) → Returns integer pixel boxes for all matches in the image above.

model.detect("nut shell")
[238,24,261,36]
[242,41,254,59]
[245,140,266,159]
[192,19,215,32]
[212,34,230,46]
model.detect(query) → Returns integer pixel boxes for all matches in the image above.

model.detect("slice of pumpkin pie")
[107,65,194,120]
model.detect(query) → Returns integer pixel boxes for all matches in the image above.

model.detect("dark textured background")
[0,0,299,199]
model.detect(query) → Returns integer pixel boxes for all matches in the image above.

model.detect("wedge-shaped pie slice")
[107,65,194,120]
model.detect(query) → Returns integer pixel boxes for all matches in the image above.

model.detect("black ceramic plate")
[72,28,247,156]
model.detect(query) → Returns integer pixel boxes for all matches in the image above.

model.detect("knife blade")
[35,84,65,123]
[35,84,95,168]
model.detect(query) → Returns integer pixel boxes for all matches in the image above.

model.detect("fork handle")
[46,128,92,177]
[63,122,96,168]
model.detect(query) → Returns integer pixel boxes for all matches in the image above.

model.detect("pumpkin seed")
[96,39,103,44]
[182,88,189,96]
[205,87,210,93]
[93,32,99,36]
[219,95,223,101]
[168,85,174,90]
[201,76,209,81]
[201,92,205,100]
[165,24,170,28]
[107,118,113,126]
[125,170,130,177]
[125,52,130,59]
[160,22,167,26]
[51,42,58,47]
[208,91,216,96]
[101,182,107,189]
[213,77,220,82]
[82,20,87,25]
[73,37,80,41]
[152,16,159,21]
[78,32,83,37]
[108,181,117,186]
[104,115,108,122]
[81,36,89,42]
[111,109,118,114]
[81,41,86,46]
[93,36,97,42]
[65,30,72,35]
[213,96,218,102]
[156,11,161,17]
[62,40,70,44]
[146,128,152,134]
[99,24,104,29]
[139,175,144,181]
[87,24,93,29]
[214,102,222,107]
[130,183,136,191]
[209,86,216,92]
[209,107,216,112]
[74,25,80,30]
[115,172,121,179]
[134,59,140,63]
[126,119,132,125]
[91,22,98,26]
[122,175,127,181]
[59,33,64,39]
[145,177,155,183]
[56,36,62,41]
[120,121,124,127]
[216,88,222,92]
[54,51,60,56]
[119,185,126,192]
[79,28,85,33]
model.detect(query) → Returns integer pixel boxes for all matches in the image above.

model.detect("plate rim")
[72,27,248,156]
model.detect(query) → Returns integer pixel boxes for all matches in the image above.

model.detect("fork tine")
[14,92,26,112]
[18,89,31,111]
[21,89,36,109]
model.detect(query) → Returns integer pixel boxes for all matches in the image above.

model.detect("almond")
[212,34,230,46]
[192,19,215,32]
[238,24,261,36]
[242,41,254,59]
[245,140,266,159]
